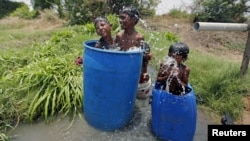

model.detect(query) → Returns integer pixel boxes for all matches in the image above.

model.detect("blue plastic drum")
[151,84,197,141]
[83,40,143,131]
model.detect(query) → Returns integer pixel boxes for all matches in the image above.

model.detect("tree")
[34,0,52,10]
[0,0,23,19]
[32,0,159,25]
[107,0,159,16]
[193,0,250,23]
[34,0,64,18]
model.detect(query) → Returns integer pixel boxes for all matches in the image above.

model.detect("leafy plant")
[0,25,93,126]
[83,23,96,35]
[10,4,39,19]
[0,133,9,141]
[107,14,120,34]
[164,32,180,42]
[19,57,83,122]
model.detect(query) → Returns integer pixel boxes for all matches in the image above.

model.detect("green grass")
[0,28,61,49]
[188,50,249,118]
[224,42,245,52]
[0,21,26,30]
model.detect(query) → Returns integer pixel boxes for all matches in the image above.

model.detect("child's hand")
[171,66,179,72]
[143,53,152,61]
[75,57,83,65]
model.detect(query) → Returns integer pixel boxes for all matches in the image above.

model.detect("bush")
[10,4,39,19]
[168,9,190,19]
[106,14,120,33]
[164,32,180,42]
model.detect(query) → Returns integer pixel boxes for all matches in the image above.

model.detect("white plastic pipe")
[193,22,249,31]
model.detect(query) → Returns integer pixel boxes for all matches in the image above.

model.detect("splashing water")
[139,16,188,96]
[127,46,142,52]
[161,57,186,95]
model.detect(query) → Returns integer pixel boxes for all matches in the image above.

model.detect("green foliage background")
[0,0,158,25]
[193,0,248,23]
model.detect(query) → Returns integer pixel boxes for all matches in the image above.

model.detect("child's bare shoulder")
[116,31,124,38]
[116,30,123,35]
[136,32,144,40]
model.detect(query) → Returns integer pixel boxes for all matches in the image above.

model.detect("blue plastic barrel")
[83,40,143,131]
[151,84,197,141]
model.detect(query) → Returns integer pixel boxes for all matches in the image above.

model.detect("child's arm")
[136,33,144,47]
[95,42,100,48]
[157,63,171,81]
[179,66,190,87]
[181,66,190,86]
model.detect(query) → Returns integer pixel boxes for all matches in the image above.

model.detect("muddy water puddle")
[9,100,156,141]
[9,99,217,141]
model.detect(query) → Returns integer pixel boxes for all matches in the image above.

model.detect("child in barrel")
[94,16,118,50]
[75,16,118,65]
[155,42,191,95]
[116,5,152,99]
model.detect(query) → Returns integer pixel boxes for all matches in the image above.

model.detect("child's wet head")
[94,16,112,37]
[94,16,110,27]
[169,42,189,59]
[120,6,140,24]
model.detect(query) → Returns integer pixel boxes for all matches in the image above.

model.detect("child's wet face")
[173,54,183,64]
[119,13,134,29]
[95,21,111,37]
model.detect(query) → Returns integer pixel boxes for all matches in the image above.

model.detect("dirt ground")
[144,15,250,124]
[144,15,247,61]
